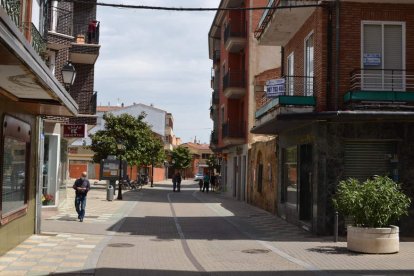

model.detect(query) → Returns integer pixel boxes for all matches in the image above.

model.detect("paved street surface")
[1,180,414,275]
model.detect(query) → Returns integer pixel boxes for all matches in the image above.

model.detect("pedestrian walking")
[73,171,90,222]
[210,174,216,192]
[198,179,203,191]
[203,173,210,193]
[172,172,177,192]
[176,172,182,192]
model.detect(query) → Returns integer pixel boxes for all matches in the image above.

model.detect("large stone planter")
[347,225,399,254]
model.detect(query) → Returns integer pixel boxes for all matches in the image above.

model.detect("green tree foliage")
[206,154,219,171]
[333,176,411,228]
[90,113,162,167]
[171,146,191,170]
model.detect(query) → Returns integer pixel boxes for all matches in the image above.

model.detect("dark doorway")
[299,144,312,223]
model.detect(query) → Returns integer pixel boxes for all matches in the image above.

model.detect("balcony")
[224,23,246,53]
[255,0,319,46]
[254,76,316,134]
[20,22,47,58]
[1,0,20,27]
[222,122,245,147]
[210,130,218,149]
[213,50,220,64]
[344,69,414,109]
[212,90,219,105]
[223,70,246,98]
[69,20,100,64]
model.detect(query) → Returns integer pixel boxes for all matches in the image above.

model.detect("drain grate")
[107,243,134,248]
[242,249,271,254]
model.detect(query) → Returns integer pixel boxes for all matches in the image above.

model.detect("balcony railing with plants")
[256,75,316,118]
[73,20,100,44]
[1,0,21,27]
[222,122,245,139]
[48,6,73,35]
[345,69,414,104]
[224,22,246,45]
[223,70,246,91]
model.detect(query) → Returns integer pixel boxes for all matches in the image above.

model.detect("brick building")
[253,0,414,235]
[41,0,100,209]
[208,0,280,201]
[180,142,213,179]
[0,0,79,254]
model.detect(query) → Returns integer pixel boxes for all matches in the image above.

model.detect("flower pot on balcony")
[347,225,399,254]
[76,34,85,44]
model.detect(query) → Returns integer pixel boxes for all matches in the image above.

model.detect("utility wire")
[61,0,320,11]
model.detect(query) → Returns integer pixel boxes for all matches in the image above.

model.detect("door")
[299,144,312,222]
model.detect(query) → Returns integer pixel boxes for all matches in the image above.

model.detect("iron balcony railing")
[73,20,100,44]
[350,69,414,92]
[212,90,219,105]
[224,22,246,45]
[20,22,47,58]
[222,122,245,139]
[213,50,220,63]
[223,70,246,91]
[1,0,21,27]
[258,75,315,107]
[48,6,73,36]
[75,91,97,114]
[210,130,218,145]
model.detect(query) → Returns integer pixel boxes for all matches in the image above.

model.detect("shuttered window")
[362,22,405,91]
[344,141,395,181]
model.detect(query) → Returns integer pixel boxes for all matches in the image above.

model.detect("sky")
[95,0,221,144]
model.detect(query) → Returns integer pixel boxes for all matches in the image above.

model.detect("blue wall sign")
[363,53,381,66]
[266,78,285,98]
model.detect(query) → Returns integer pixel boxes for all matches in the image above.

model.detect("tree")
[206,154,220,173]
[89,112,156,199]
[171,146,191,173]
[141,134,165,187]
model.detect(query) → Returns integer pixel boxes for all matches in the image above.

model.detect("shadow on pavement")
[51,268,414,276]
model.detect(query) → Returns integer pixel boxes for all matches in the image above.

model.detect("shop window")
[283,146,298,207]
[1,115,31,224]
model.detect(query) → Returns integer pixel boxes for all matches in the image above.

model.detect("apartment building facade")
[253,0,414,235]
[41,0,100,208]
[180,142,213,179]
[0,0,79,254]
[209,0,280,201]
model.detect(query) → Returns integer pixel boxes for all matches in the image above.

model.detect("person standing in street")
[172,172,177,192]
[73,172,90,222]
[176,171,182,192]
[203,173,210,193]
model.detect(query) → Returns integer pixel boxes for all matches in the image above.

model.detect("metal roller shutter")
[344,141,394,181]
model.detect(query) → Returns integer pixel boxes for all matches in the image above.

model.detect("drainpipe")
[326,3,333,110]
[334,0,340,110]
[281,47,285,76]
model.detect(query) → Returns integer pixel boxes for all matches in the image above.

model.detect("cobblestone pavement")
[0,180,414,275]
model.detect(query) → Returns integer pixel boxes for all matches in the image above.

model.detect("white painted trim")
[287,52,294,96]
[304,31,314,96]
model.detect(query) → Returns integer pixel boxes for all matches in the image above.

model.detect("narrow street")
[1,180,414,275]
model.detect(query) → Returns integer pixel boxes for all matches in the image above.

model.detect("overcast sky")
[95,0,221,144]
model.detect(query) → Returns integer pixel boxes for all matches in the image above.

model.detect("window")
[304,33,314,96]
[283,146,298,207]
[287,52,294,96]
[202,154,210,159]
[1,115,31,224]
[362,22,404,91]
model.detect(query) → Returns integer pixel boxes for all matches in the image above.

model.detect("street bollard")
[334,211,338,242]
[107,185,114,201]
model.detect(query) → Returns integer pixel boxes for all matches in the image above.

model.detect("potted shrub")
[333,175,411,254]
[42,193,54,206]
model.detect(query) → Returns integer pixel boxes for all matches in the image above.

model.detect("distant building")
[180,142,213,179]
[68,103,179,182]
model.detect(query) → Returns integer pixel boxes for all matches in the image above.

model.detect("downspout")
[280,47,285,76]
[334,0,340,110]
[326,3,333,110]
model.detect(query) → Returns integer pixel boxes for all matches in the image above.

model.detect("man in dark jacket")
[73,172,90,222]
